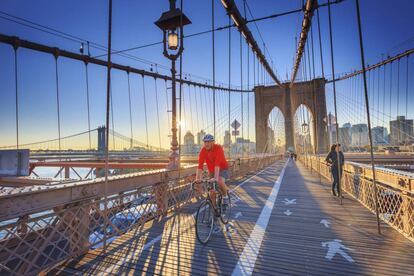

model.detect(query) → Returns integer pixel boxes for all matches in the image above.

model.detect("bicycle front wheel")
[195,200,215,244]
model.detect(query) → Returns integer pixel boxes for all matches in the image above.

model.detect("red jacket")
[198,144,229,173]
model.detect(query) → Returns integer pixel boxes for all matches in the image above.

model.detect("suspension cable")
[228,13,231,157]
[84,62,92,149]
[164,80,171,136]
[154,78,162,152]
[53,54,62,152]
[110,86,115,149]
[327,0,342,203]
[103,0,113,252]
[316,8,325,78]
[141,76,149,149]
[212,0,216,137]
[355,0,381,234]
[240,32,244,153]
[396,58,400,120]
[13,46,19,149]
[127,72,133,149]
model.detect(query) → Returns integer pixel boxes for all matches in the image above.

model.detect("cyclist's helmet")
[203,134,215,142]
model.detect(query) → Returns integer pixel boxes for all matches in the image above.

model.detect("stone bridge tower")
[255,78,328,154]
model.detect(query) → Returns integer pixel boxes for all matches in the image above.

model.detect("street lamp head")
[154,4,191,55]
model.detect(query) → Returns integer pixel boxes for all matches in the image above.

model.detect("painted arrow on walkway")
[320,219,331,228]
[284,210,292,216]
[234,211,243,219]
[284,198,296,205]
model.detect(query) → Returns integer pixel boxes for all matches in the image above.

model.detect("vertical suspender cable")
[355,0,381,234]
[212,0,216,137]
[178,56,183,161]
[13,47,19,149]
[310,25,316,79]
[397,59,400,120]
[377,66,380,128]
[240,32,243,155]
[165,80,171,134]
[53,54,61,152]
[154,78,162,151]
[85,62,92,149]
[228,14,231,158]
[317,4,329,153]
[389,63,392,131]
[405,56,409,145]
[383,64,386,132]
[110,88,115,149]
[316,8,325,78]
[247,45,250,152]
[327,0,343,204]
[142,76,149,149]
[127,72,133,149]
[103,0,113,252]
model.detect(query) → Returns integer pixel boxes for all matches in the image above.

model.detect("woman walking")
[325,144,344,197]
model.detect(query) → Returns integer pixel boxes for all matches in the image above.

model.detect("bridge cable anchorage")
[354,0,381,234]
[103,0,113,253]
[327,0,343,204]
[290,0,316,88]
[84,61,92,149]
[220,0,282,86]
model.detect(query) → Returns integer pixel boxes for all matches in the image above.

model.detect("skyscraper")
[372,126,388,145]
[389,116,413,145]
[351,124,368,147]
[196,130,206,145]
[223,130,231,148]
[182,131,195,154]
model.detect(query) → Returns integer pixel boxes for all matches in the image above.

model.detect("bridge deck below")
[51,160,414,275]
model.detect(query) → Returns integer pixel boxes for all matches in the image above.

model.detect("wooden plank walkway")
[49,159,414,275]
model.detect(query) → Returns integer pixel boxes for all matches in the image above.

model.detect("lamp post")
[155,0,191,170]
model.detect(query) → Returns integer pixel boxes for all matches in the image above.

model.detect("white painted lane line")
[232,159,289,276]
[103,162,279,273]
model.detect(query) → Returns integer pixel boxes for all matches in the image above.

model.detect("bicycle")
[192,179,232,244]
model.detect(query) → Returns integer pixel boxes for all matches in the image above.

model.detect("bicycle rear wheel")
[195,200,215,244]
[220,192,232,224]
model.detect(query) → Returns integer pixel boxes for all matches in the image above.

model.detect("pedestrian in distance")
[325,144,344,197]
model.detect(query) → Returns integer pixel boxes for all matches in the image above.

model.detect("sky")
[0,0,413,150]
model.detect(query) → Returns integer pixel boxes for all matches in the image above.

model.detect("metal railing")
[0,155,279,275]
[299,154,414,243]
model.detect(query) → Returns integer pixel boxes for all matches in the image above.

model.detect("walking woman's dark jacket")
[325,150,345,170]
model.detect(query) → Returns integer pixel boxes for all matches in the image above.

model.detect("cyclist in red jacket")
[195,134,230,209]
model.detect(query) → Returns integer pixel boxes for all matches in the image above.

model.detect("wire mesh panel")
[300,155,414,242]
[0,155,279,275]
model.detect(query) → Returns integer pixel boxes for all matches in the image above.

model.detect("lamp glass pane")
[168,32,178,50]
